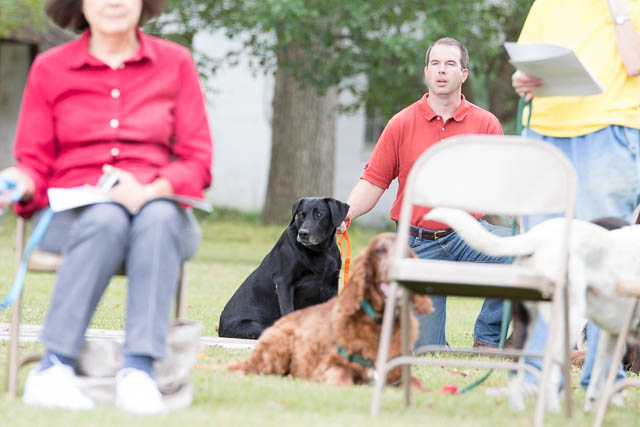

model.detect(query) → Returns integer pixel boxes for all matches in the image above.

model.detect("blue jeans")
[411,219,511,348]
[522,125,638,388]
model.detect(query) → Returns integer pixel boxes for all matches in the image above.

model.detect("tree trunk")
[262,44,338,224]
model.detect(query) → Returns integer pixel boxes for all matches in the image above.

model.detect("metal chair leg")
[6,217,25,398]
[562,281,573,418]
[534,280,564,426]
[593,298,638,427]
[401,290,411,407]
[7,293,22,399]
[175,266,187,321]
[371,281,400,416]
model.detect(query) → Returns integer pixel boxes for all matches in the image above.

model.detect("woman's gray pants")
[36,201,201,360]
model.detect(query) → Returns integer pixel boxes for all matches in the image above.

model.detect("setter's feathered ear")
[337,248,369,317]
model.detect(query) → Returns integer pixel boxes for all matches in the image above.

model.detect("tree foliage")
[150,0,533,130]
[2,0,534,127]
[0,0,46,39]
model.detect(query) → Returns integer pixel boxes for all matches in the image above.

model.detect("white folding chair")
[6,217,187,398]
[592,277,640,427]
[370,135,577,427]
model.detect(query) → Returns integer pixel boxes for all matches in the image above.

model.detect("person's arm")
[608,0,640,76]
[157,48,213,198]
[337,179,385,233]
[12,55,56,217]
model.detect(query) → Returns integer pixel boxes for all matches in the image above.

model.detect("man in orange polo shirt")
[340,37,508,349]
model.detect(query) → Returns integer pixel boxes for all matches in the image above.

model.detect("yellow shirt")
[518,0,640,137]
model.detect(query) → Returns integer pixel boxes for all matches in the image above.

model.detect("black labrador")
[218,197,349,339]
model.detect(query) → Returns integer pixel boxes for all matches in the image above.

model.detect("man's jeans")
[410,219,511,348]
[522,125,639,388]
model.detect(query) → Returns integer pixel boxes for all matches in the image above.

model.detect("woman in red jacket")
[0,0,213,414]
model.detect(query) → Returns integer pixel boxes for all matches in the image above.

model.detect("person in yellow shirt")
[511,0,639,407]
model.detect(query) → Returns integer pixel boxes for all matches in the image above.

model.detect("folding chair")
[6,216,188,398]
[370,135,577,427]
[593,278,640,427]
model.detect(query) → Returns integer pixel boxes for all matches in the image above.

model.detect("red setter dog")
[227,232,434,386]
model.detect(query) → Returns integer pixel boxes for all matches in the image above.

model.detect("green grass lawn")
[0,210,638,426]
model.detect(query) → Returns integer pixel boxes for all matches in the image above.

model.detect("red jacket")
[13,30,213,218]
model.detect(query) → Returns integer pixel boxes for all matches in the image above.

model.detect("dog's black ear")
[290,198,305,225]
[325,198,349,228]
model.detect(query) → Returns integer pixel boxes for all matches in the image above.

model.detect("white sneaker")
[22,357,95,410]
[115,368,167,415]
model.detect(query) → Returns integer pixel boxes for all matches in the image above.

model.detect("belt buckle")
[433,230,446,240]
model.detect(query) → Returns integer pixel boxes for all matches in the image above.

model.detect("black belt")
[407,226,454,241]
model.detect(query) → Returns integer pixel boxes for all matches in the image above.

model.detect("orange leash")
[336,219,352,289]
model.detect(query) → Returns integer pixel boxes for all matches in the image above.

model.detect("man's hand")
[512,70,542,102]
[337,216,351,234]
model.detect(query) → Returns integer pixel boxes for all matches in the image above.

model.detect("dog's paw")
[508,382,527,411]
[507,378,536,412]
[547,396,561,413]
[583,397,597,413]
[610,390,628,408]
[226,360,247,375]
[202,363,229,371]
[410,377,432,392]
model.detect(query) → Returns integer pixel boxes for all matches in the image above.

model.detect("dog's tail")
[425,208,536,257]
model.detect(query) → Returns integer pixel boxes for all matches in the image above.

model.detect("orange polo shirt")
[361,93,503,230]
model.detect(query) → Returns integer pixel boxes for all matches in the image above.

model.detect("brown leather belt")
[408,226,454,241]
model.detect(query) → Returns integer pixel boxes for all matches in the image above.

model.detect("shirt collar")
[419,93,470,122]
[69,28,157,69]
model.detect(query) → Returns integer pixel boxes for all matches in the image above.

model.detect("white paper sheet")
[504,42,604,97]
[48,187,111,212]
[170,195,213,212]
[48,187,213,213]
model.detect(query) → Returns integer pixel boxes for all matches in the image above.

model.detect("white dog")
[424,208,640,412]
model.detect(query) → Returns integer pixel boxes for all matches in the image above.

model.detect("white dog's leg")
[508,305,538,412]
[544,291,578,414]
[508,371,527,412]
[545,366,563,413]
[584,331,615,412]
[544,324,567,414]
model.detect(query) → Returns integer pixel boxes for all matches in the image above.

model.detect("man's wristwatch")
[614,15,631,25]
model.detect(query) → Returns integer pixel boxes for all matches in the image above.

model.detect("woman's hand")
[98,165,148,215]
[0,167,35,215]
[512,70,543,102]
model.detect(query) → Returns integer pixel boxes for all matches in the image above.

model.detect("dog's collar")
[336,345,374,367]
[361,299,383,324]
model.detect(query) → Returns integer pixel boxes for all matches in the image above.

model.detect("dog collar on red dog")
[361,299,383,324]
[337,345,374,367]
